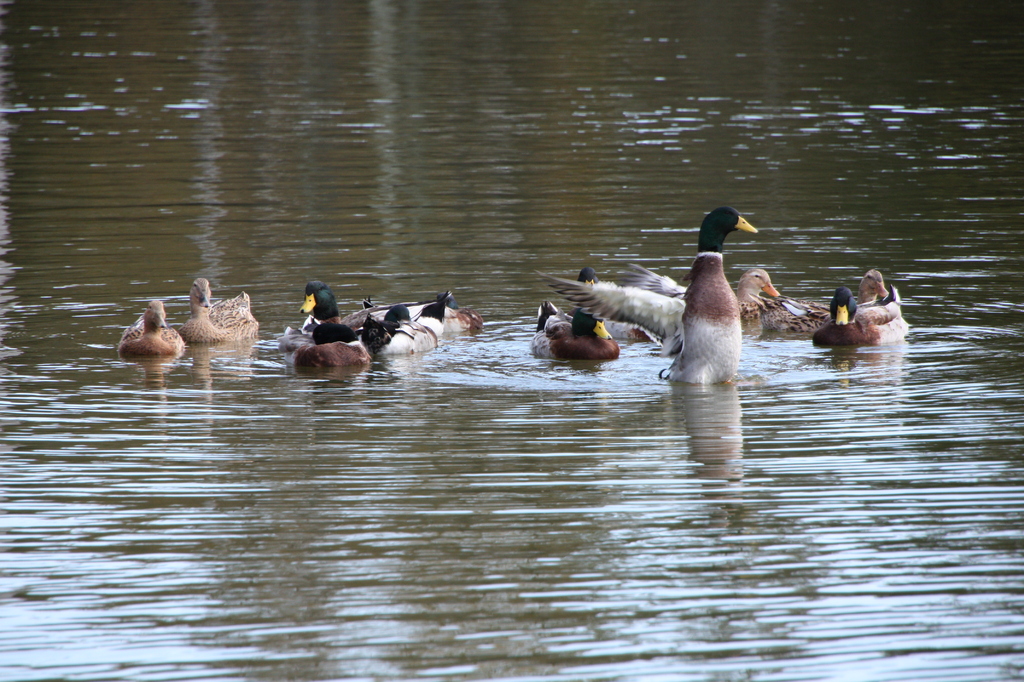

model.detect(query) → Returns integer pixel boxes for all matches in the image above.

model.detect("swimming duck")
[530,302,619,360]
[812,284,908,346]
[735,269,782,321]
[288,323,372,367]
[365,304,439,355]
[178,278,260,343]
[342,291,484,333]
[758,269,891,333]
[540,206,757,383]
[118,300,186,357]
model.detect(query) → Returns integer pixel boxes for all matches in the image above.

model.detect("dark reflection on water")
[2,1,1024,681]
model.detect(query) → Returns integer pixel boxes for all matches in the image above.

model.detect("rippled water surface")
[3,1,1024,681]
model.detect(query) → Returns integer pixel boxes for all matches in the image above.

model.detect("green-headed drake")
[539,206,757,383]
[812,284,908,346]
[530,301,620,361]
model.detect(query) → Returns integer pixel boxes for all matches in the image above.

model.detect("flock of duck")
[117,206,908,384]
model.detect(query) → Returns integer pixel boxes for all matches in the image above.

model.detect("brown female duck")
[178,278,259,343]
[118,300,186,357]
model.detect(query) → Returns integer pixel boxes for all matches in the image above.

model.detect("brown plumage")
[530,303,620,360]
[290,323,372,367]
[755,269,892,333]
[812,285,908,346]
[118,300,186,357]
[178,278,259,343]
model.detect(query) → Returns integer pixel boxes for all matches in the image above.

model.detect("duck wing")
[537,272,685,349]
[618,264,687,299]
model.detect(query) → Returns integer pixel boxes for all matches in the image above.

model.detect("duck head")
[571,308,612,339]
[829,287,857,325]
[577,267,599,285]
[189,278,213,312]
[697,206,757,253]
[384,304,412,324]
[300,281,339,320]
[736,268,780,301]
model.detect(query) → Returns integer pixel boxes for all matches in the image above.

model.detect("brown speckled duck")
[812,284,908,346]
[178,278,259,343]
[539,206,757,383]
[118,300,186,357]
[530,302,620,360]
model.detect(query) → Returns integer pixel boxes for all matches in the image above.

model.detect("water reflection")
[0,26,13,364]
[676,383,743,482]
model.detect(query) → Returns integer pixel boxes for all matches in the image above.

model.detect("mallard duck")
[574,268,654,341]
[178,278,260,343]
[758,269,891,333]
[540,206,757,383]
[530,302,619,360]
[288,323,372,367]
[735,268,782,321]
[812,285,908,346]
[118,300,186,357]
[364,304,439,355]
[342,291,484,333]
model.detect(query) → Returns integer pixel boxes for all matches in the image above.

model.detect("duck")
[530,302,619,360]
[342,291,484,333]
[735,268,782,321]
[363,304,439,355]
[574,268,654,341]
[812,284,908,346]
[757,269,891,333]
[539,206,757,383]
[118,300,187,357]
[178,278,260,343]
[288,323,372,367]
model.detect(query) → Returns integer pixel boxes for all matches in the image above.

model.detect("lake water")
[2,1,1024,681]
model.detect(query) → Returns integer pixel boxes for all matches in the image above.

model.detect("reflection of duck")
[678,383,743,482]
[288,323,372,367]
[540,206,757,383]
[118,300,186,357]
[813,285,908,346]
[530,301,619,360]
[179,278,260,343]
